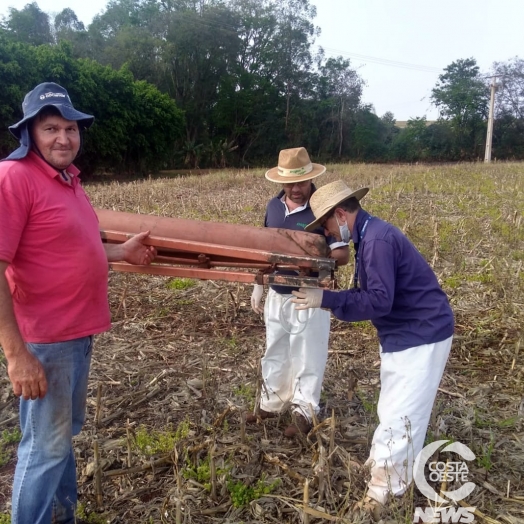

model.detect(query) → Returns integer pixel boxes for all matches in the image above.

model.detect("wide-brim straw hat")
[305,180,369,231]
[265,147,326,183]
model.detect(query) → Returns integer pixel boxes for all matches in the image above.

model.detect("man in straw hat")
[291,180,454,515]
[246,147,349,438]
[0,82,156,524]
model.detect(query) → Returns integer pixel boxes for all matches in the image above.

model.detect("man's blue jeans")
[11,336,93,524]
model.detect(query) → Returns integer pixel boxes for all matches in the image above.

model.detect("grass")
[220,335,240,353]
[133,418,191,456]
[476,432,496,473]
[76,503,107,524]
[233,383,256,403]
[182,454,280,508]
[228,477,281,508]
[0,428,22,467]
[167,277,197,290]
[357,388,379,425]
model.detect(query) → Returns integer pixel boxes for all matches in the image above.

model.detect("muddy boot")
[245,409,277,424]
[284,413,312,438]
[353,496,385,522]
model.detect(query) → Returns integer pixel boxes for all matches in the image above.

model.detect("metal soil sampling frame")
[97,209,337,289]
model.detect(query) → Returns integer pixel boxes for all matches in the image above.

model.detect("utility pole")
[484,76,498,163]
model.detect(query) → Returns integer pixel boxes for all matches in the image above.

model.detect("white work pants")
[260,288,330,420]
[366,336,453,504]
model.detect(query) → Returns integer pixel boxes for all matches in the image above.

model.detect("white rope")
[279,295,309,335]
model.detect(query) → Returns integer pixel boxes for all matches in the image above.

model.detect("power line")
[319,45,442,73]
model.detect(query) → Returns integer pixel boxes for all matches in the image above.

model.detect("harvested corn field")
[1,162,523,523]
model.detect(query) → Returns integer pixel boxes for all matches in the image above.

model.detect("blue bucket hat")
[6,82,94,160]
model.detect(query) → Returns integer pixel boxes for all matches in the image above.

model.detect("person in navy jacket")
[292,180,454,514]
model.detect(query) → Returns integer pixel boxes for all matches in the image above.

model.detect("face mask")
[335,215,350,243]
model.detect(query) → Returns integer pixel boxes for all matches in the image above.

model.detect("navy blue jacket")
[321,209,454,352]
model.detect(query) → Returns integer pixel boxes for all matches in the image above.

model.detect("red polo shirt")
[0,152,111,342]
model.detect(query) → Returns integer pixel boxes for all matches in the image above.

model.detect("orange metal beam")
[109,262,334,288]
[96,208,329,258]
[101,230,333,270]
[109,262,257,283]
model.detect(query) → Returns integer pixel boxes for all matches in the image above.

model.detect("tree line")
[1,0,524,174]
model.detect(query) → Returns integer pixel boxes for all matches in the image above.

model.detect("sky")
[314,0,524,121]
[2,0,523,121]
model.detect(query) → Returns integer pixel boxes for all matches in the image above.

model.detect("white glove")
[251,284,264,314]
[291,287,324,310]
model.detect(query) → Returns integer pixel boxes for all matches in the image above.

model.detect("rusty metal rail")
[101,230,336,289]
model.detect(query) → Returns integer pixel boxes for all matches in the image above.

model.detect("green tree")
[67,60,184,174]
[489,57,524,160]
[347,106,388,161]
[214,70,286,165]
[214,0,285,162]
[431,58,489,158]
[161,4,241,154]
[4,2,53,46]
[390,117,429,162]
[220,0,322,159]
[127,80,185,173]
[54,8,86,51]
[492,57,524,119]
[0,30,41,156]
[0,38,184,173]
[84,0,164,75]
[491,113,524,160]
[317,56,363,157]
[380,111,399,147]
[65,0,368,165]
[271,0,318,132]
[423,120,455,161]
[54,8,85,34]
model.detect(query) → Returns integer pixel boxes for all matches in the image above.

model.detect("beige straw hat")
[265,147,326,183]
[305,180,369,231]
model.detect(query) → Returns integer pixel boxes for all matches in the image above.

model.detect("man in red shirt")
[0,82,156,524]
